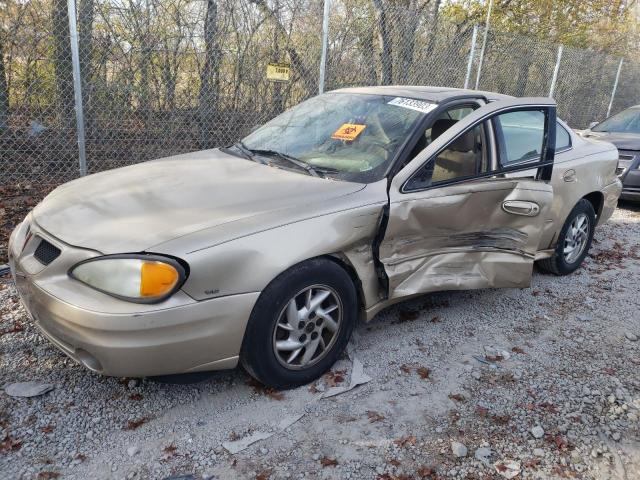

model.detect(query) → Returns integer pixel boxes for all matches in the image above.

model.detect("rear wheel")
[241,258,357,389]
[537,199,596,275]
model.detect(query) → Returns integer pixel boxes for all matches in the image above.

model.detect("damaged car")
[9,86,622,389]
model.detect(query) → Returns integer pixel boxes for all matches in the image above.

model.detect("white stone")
[451,441,468,458]
[474,447,492,464]
[530,426,545,439]
[126,446,140,457]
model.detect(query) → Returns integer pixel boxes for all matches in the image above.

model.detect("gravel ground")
[1,204,639,480]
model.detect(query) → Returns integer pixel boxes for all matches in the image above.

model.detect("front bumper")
[618,151,640,202]
[620,169,640,201]
[8,220,259,377]
[620,188,640,201]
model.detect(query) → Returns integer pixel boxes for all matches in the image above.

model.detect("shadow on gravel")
[149,371,224,385]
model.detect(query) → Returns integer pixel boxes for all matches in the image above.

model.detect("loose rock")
[530,425,544,439]
[451,441,468,458]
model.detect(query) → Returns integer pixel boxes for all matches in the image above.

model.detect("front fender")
[155,182,388,309]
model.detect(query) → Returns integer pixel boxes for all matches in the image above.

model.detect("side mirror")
[588,121,599,129]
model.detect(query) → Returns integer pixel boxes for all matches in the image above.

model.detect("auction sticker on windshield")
[331,123,366,141]
[388,97,437,114]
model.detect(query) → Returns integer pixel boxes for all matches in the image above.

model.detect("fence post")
[606,58,624,118]
[548,45,563,98]
[67,0,87,176]
[464,25,478,89]
[474,0,493,90]
[318,0,331,94]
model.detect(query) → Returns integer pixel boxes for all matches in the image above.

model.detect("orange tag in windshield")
[331,123,366,141]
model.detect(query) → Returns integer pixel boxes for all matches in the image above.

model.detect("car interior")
[402,103,489,187]
[402,103,552,191]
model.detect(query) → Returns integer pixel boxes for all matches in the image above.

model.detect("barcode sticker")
[388,97,437,114]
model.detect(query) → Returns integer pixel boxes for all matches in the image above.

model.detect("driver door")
[379,98,557,299]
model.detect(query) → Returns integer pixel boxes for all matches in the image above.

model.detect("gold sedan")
[8,86,621,388]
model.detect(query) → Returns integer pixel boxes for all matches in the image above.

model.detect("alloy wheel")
[272,285,342,370]
[563,213,590,264]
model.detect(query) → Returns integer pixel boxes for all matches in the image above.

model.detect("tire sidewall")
[241,259,357,389]
[554,199,596,274]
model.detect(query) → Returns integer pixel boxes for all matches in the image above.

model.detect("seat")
[430,119,477,182]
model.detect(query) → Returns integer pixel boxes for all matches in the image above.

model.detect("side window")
[493,110,546,167]
[405,122,489,190]
[555,122,571,152]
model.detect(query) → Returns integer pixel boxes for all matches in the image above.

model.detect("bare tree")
[371,0,393,85]
[271,0,283,116]
[198,0,221,148]
[52,0,75,127]
[361,22,378,85]
[397,1,431,83]
[425,0,440,57]
[0,38,9,130]
[78,0,94,120]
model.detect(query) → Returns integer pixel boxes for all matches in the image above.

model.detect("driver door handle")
[502,200,541,217]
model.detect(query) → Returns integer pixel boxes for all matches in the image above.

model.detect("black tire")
[537,199,596,275]
[240,258,357,389]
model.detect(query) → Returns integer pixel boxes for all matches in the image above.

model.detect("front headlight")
[69,254,187,303]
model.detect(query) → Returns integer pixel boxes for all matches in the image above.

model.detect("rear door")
[379,98,557,299]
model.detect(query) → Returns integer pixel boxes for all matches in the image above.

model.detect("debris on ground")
[321,352,371,398]
[222,413,305,454]
[4,381,54,398]
[494,460,521,478]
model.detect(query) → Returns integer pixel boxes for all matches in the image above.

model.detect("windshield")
[592,107,640,134]
[239,93,431,182]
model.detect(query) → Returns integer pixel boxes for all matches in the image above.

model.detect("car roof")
[330,85,514,103]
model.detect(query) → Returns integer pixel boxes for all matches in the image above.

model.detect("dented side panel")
[380,179,553,298]
[155,180,389,308]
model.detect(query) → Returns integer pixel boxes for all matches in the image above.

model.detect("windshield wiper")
[248,148,322,177]
[310,165,340,175]
[230,141,268,165]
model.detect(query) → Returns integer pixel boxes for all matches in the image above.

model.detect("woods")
[0,0,639,181]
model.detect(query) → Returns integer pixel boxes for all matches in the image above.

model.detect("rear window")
[555,122,571,151]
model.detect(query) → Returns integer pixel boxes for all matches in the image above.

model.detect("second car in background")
[581,105,640,201]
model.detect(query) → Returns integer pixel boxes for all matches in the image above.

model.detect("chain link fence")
[1,0,639,185]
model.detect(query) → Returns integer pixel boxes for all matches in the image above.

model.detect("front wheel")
[241,258,357,389]
[537,199,596,275]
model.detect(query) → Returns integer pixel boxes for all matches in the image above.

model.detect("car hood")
[583,131,640,151]
[33,149,366,253]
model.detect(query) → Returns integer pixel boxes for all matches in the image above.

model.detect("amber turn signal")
[140,261,180,297]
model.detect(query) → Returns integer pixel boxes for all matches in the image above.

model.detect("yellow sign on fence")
[267,62,291,82]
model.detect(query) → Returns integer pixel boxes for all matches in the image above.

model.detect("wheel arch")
[582,191,604,222]
[325,253,367,322]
